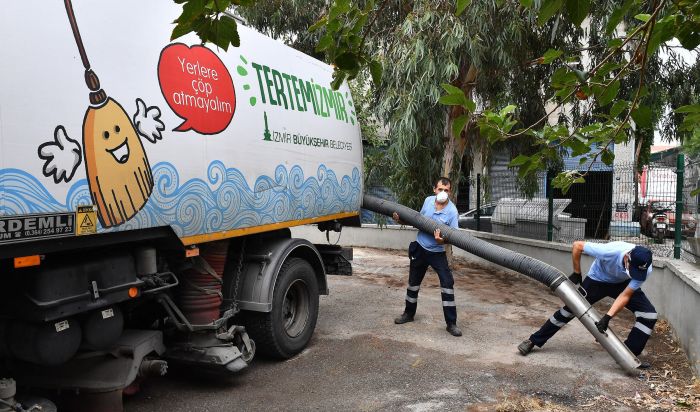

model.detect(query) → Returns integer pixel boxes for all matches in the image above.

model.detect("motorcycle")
[650,209,670,244]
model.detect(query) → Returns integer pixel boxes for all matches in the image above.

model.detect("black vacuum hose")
[362,194,567,289]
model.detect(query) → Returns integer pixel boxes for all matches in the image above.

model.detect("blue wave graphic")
[0,168,93,215]
[0,162,361,237]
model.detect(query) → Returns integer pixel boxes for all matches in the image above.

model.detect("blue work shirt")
[416,196,459,253]
[584,241,652,290]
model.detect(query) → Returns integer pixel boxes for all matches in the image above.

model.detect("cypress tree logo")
[263,112,271,141]
[260,106,353,151]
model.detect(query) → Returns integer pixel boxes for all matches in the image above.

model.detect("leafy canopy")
[174,0,700,196]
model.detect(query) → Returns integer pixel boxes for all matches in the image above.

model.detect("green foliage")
[456,0,472,16]
[605,0,633,34]
[631,105,652,129]
[480,106,519,145]
[679,104,700,157]
[469,0,700,191]
[552,170,585,193]
[541,49,564,64]
[517,171,545,199]
[376,1,468,207]
[171,0,257,50]
[439,84,476,110]
[369,60,383,86]
[350,71,383,151]
[235,0,327,59]
[306,0,699,196]
[369,0,552,207]
[538,0,564,26]
[566,0,591,27]
[309,0,379,89]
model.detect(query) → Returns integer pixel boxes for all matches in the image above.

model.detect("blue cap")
[629,246,652,281]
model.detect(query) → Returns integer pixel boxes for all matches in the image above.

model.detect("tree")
[235,0,327,59]
[172,0,700,197]
[373,1,579,207]
[439,0,700,192]
[308,0,700,195]
[307,0,593,206]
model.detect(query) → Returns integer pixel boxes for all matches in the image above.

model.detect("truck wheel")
[242,258,319,359]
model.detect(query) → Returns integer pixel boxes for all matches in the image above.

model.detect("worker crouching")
[518,241,656,370]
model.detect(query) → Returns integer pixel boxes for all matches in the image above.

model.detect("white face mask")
[436,191,448,203]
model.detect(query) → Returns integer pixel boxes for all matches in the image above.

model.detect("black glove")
[568,272,582,285]
[596,314,611,333]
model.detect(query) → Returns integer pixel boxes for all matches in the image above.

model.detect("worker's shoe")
[518,339,534,356]
[446,324,462,337]
[394,313,414,324]
[638,361,652,370]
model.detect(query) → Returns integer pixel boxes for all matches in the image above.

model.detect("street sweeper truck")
[0,1,642,410]
[0,0,361,409]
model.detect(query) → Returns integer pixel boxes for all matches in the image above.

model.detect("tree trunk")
[442,63,477,263]
[442,63,478,186]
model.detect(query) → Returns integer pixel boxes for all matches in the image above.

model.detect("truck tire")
[242,258,319,359]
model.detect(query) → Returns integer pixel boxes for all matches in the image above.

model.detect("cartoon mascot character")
[38,0,164,228]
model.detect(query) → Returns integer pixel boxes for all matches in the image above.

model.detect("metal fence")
[362,186,398,225]
[467,156,696,260]
[360,154,697,261]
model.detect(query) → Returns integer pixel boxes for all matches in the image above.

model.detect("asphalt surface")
[124,247,679,411]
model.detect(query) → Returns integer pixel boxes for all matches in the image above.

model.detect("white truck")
[0,1,362,409]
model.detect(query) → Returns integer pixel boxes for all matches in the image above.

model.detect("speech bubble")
[158,44,236,134]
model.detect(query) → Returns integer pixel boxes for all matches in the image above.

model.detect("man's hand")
[392,212,401,223]
[434,228,443,243]
[596,314,611,333]
[568,272,582,285]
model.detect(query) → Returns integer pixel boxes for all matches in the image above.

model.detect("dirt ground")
[124,247,700,411]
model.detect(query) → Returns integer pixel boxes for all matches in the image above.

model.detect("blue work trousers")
[404,241,457,325]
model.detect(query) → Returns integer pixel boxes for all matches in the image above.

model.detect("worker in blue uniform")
[392,177,462,337]
[518,241,655,369]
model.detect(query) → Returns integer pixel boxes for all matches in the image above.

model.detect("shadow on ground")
[124,247,699,411]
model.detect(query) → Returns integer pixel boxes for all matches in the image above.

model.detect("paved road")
[124,247,681,411]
